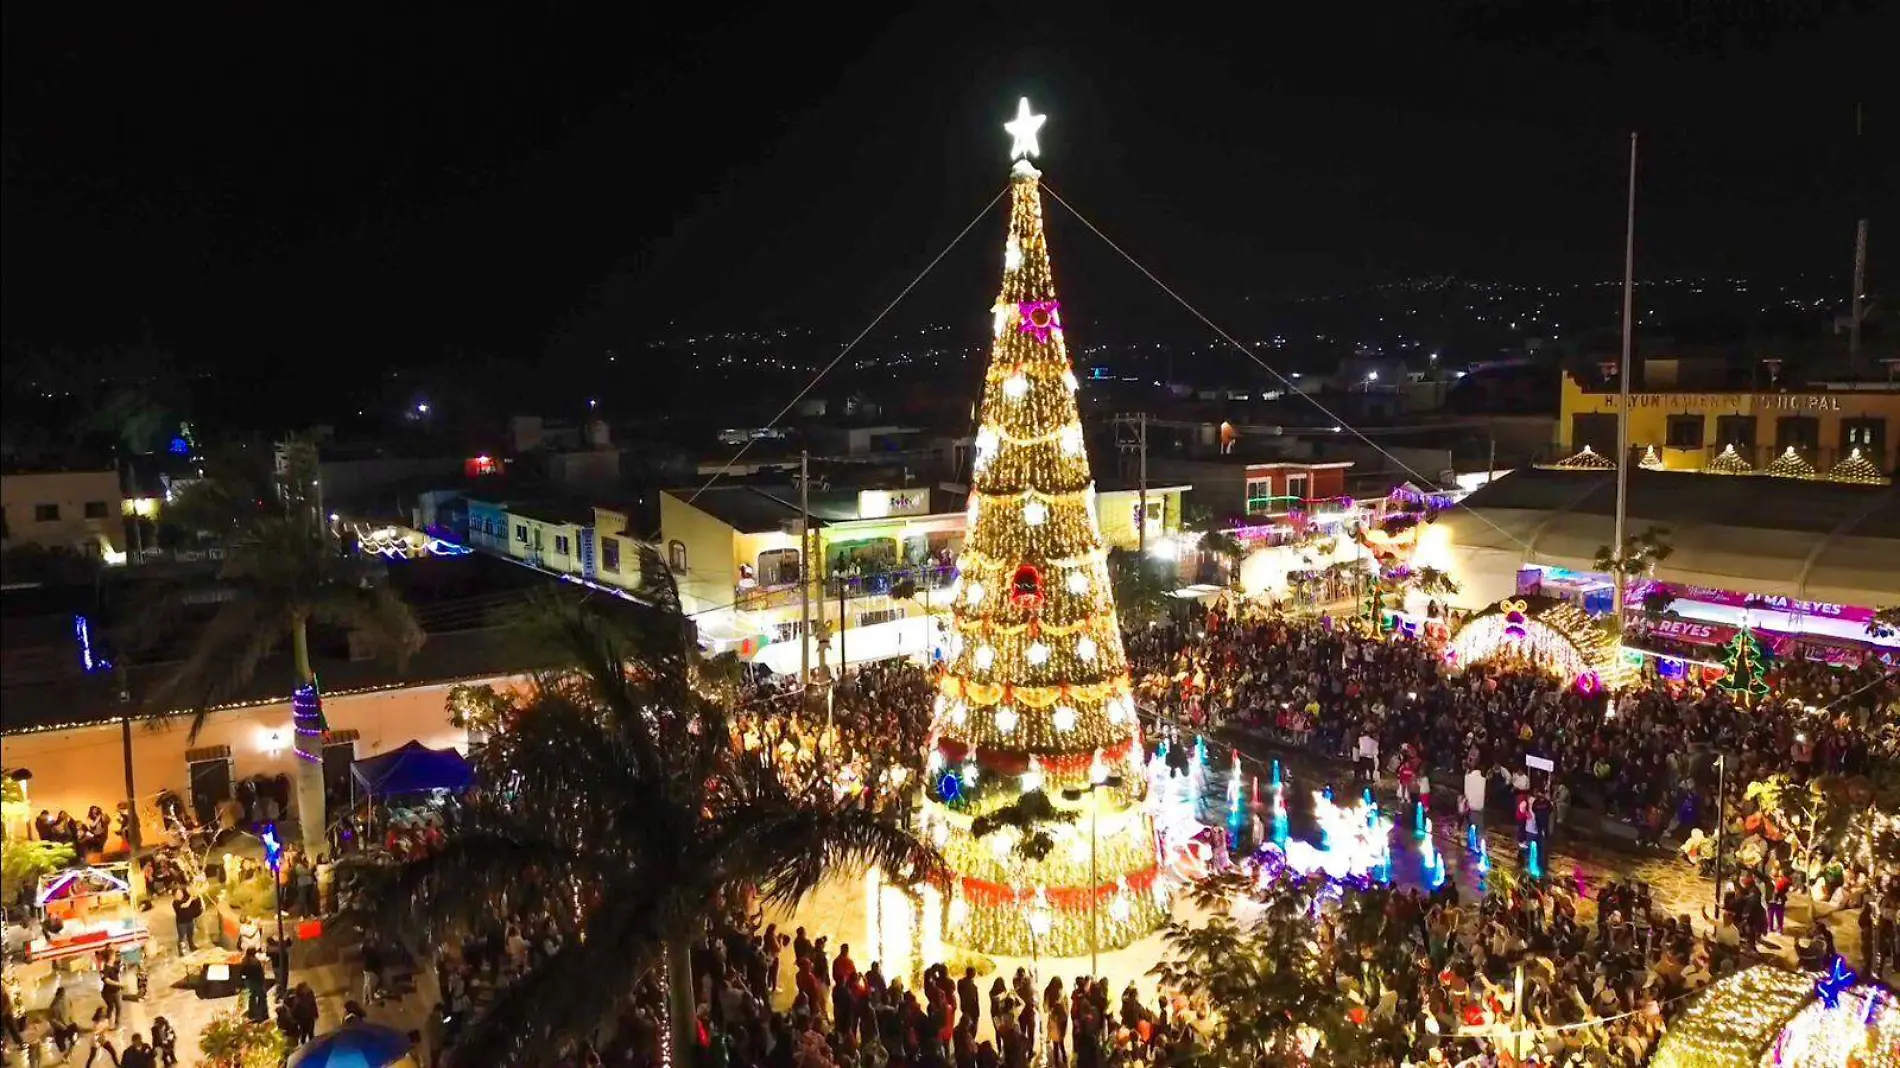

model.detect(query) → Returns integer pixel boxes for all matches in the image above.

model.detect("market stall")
[25,864,150,964]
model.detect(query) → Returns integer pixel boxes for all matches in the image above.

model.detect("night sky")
[4,2,1893,393]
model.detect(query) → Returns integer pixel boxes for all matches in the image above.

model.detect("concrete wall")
[658,492,741,617]
[1,470,124,556]
[3,677,527,850]
[1097,488,1183,549]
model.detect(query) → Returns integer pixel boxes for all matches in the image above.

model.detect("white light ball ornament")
[1053,705,1077,732]
[1005,235,1022,273]
[1059,424,1085,456]
[1062,370,1079,392]
[974,645,996,671]
[1022,500,1048,526]
[1065,570,1089,595]
[1026,641,1050,665]
[964,580,985,606]
[1075,635,1098,662]
[994,706,1018,733]
[1002,374,1029,400]
[974,427,999,470]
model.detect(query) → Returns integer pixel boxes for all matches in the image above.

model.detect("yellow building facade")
[659,483,1189,670]
[1560,376,1899,480]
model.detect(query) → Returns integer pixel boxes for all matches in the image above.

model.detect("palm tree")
[363,596,941,1065]
[128,438,423,854]
[1408,565,1460,614]
[1151,872,1373,1066]
[1108,547,1172,627]
[1868,606,1900,640]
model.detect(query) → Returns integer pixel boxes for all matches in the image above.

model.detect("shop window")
[1775,415,1820,452]
[35,503,60,522]
[84,500,110,519]
[758,547,800,585]
[1665,415,1704,448]
[828,537,896,575]
[554,534,571,556]
[602,537,621,573]
[1714,415,1756,448]
[1842,417,1885,454]
[515,524,529,543]
[1244,478,1274,514]
[1569,413,1617,456]
[858,607,906,628]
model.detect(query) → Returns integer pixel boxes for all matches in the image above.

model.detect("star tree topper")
[1005,97,1046,160]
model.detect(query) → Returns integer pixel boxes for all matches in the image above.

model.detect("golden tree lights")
[1648,964,1900,1068]
[924,101,1165,957]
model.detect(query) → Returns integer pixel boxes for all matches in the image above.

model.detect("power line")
[686,186,1009,505]
[1040,182,1536,555]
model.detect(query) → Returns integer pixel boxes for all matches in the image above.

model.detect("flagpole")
[1612,132,1638,640]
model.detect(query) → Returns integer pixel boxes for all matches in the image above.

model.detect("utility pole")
[799,451,811,689]
[1612,132,1638,642]
[1137,413,1149,555]
[1850,217,1869,372]
[1712,752,1727,914]
[1849,103,1869,377]
[117,660,145,906]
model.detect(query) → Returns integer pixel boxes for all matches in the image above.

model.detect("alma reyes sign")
[1593,392,1848,412]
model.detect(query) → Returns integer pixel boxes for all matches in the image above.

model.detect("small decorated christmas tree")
[919,99,1165,957]
[1717,626,1772,704]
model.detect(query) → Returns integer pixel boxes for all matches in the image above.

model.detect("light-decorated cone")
[920,111,1166,958]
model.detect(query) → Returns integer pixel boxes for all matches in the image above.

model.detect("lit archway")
[1446,597,1624,690]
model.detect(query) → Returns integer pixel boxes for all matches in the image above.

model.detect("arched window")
[668,540,688,574]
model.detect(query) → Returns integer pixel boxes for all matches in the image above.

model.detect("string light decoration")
[1445,598,1626,690]
[1546,445,1617,470]
[1716,626,1772,706]
[1649,964,1900,1068]
[290,681,326,763]
[1762,446,1819,479]
[1829,446,1890,485]
[922,99,1163,958]
[1705,444,1754,476]
[1639,445,1665,470]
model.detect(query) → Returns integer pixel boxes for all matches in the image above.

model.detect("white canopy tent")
[1430,468,1900,612]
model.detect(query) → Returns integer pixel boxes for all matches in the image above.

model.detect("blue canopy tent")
[287,1021,415,1067]
[349,740,473,804]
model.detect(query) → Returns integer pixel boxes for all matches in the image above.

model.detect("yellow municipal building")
[1559,375,1900,481]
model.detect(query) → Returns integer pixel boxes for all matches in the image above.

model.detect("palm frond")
[140,595,286,735]
[308,580,426,667]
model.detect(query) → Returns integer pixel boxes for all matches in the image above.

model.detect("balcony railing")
[733,563,960,614]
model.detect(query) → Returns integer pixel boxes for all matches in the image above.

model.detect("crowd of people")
[1211,865,1741,1067]
[1131,606,1893,848]
[730,661,935,804]
[532,893,1216,1068]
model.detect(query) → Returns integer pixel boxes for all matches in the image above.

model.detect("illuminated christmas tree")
[1717,625,1772,704]
[919,99,1165,957]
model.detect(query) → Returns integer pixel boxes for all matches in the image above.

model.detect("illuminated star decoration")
[1017,299,1061,342]
[1815,955,1857,1009]
[1004,97,1046,160]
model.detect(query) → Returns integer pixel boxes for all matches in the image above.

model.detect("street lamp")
[1063,771,1126,976]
